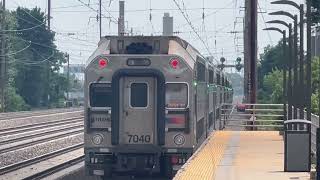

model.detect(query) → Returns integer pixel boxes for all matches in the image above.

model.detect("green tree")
[258,40,287,92]
[5,86,30,112]
[0,9,30,112]
[259,42,320,115]
[13,7,66,108]
[261,69,284,104]
[258,37,287,104]
[311,92,319,114]
[49,73,68,108]
[311,57,320,93]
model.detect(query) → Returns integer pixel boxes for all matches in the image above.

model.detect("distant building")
[63,64,85,74]
[63,64,85,82]
[163,13,173,36]
[63,64,85,102]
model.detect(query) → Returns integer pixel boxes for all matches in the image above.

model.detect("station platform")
[174,131,311,180]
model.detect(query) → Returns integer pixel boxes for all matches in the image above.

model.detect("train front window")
[130,83,148,108]
[166,83,188,109]
[90,83,112,107]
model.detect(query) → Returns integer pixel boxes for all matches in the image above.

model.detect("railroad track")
[23,155,85,180]
[0,128,83,154]
[0,122,84,146]
[0,108,82,120]
[0,108,85,179]
[0,116,83,136]
[0,143,84,176]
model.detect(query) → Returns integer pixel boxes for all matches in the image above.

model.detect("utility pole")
[244,0,257,104]
[306,1,312,172]
[99,0,102,38]
[288,24,293,120]
[249,0,257,104]
[48,0,51,30]
[306,0,311,122]
[66,54,70,100]
[0,0,6,112]
[293,15,298,119]
[118,1,125,36]
[47,0,51,108]
[299,4,305,119]
[243,0,249,103]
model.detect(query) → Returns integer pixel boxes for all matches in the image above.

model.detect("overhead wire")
[9,35,58,51]
[6,47,55,66]
[0,41,31,57]
[149,0,155,34]
[11,2,44,25]
[53,6,244,13]
[8,10,97,51]
[10,0,94,65]
[9,52,55,66]
[176,0,235,29]
[258,1,273,46]
[0,21,46,33]
[172,0,216,62]
[52,3,99,10]
[10,12,99,48]
[77,0,118,23]
[55,32,97,45]
[201,0,210,55]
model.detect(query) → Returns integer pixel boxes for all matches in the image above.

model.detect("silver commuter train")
[84,36,233,178]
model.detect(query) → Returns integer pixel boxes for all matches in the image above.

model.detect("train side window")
[166,83,188,109]
[130,83,148,108]
[90,83,112,107]
[216,74,221,85]
[209,70,214,84]
[196,62,206,82]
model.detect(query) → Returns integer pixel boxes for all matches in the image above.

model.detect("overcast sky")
[6,0,305,73]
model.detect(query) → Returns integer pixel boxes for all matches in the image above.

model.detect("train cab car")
[84,36,233,179]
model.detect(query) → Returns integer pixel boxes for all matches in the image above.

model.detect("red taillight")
[167,116,185,124]
[171,156,178,164]
[99,59,108,68]
[170,58,180,69]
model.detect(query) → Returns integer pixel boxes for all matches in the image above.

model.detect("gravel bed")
[0,134,84,168]
[0,122,83,143]
[0,111,83,130]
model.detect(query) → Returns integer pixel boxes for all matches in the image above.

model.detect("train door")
[119,77,157,145]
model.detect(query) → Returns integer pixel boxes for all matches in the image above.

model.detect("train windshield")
[166,83,188,109]
[90,83,112,107]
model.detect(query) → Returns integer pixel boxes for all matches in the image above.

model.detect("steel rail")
[0,143,84,175]
[0,108,82,120]
[226,124,284,128]
[0,129,83,154]
[0,117,83,136]
[23,155,85,180]
[0,123,84,146]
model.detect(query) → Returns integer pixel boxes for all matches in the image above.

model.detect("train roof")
[103,35,192,50]
[87,35,221,71]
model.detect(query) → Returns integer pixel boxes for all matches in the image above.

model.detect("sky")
[6,0,306,73]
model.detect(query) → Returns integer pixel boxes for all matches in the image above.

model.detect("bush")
[311,92,319,115]
[5,86,30,112]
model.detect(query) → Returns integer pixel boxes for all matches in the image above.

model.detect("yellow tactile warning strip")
[214,131,310,180]
[174,131,232,180]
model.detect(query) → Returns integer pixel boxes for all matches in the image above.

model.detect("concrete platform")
[174,131,311,180]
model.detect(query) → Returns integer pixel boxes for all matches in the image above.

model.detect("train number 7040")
[128,135,151,143]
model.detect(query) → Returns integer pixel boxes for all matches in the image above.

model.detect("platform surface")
[174,131,310,180]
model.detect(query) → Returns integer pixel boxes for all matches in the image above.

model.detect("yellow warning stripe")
[174,131,232,180]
